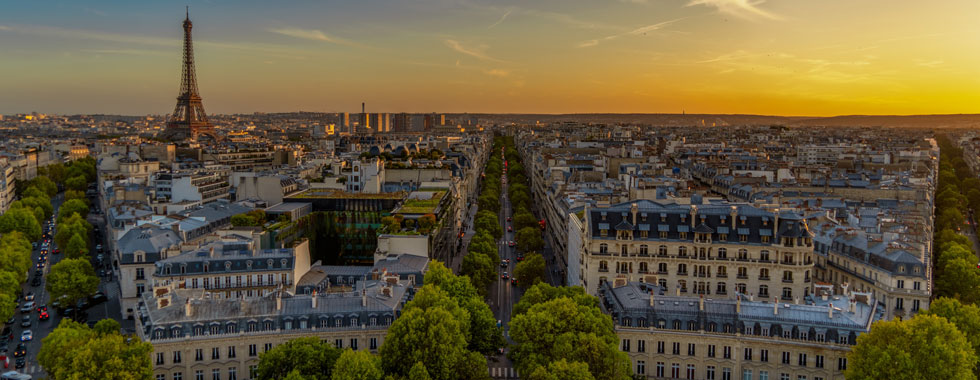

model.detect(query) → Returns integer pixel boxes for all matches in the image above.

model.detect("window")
[760,371,769,380]
[174,374,183,380]
[622,339,631,352]
[782,351,790,364]
[688,343,696,356]
[672,342,681,355]
[195,371,204,380]
[707,366,716,380]
[136,268,145,280]
[657,341,665,354]
[816,355,824,368]
[228,368,236,380]
[212,369,220,380]
[156,352,164,365]
[249,367,258,380]
[637,361,646,375]
[228,346,236,359]
[760,349,769,362]
[744,348,752,361]
[211,347,220,360]
[687,364,696,379]
[722,368,732,380]
[637,340,646,353]
[672,363,680,378]
[173,351,182,364]
[195,349,203,361]
[264,343,273,352]
[600,244,608,254]
[798,353,807,366]
[797,377,807,380]
[723,346,731,359]
[780,374,790,380]
[137,284,145,297]
[759,285,769,297]
[707,345,716,358]
[743,370,753,380]
[914,281,921,290]
[659,245,668,255]
[760,250,770,261]
[838,357,847,371]
[718,248,727,259]
[657,362,665,377]
[249,344,257,357]
[157,376,165,380]
[350,338,358,350]
[370,337,378,350]
[640,245,649,255]
[599,261,609,272]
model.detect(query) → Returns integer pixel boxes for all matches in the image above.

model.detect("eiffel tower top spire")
[166,7,215,140]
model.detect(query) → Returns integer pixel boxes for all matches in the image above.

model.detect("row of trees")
[846,135,980,379]
[501,136,546,288]
[39,319,153,379]
[509,283,633,379]
[255,262,503,379]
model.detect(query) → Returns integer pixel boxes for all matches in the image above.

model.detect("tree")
[461,251,495,293]
[937,258,980,304]
[46,258,99,308]
[846,314,976,380]
[423,262,505,354]
[59,198,90,221]
[94,319,122,335]
[514,252,546,288]
[0,232,34,283]
[55,213,92,249]
[40,162,67,184]
[0,272,21,324]
[515,227,544,253]
[514,211,538,232]
[65,189,88,203]
[23,186,47,199]
[475,210,502,239]
[231,214,260,227]
[257,337,341,380]
[65,175,88,191]
[408,362,432,380]
[513,283,600,318]
[526,359,596,380]
[509,297,631,380]
[31,175,58,197]
[38,319,153,380]
[0,206,42,241]
[478,193,500,213]
[923,297,980,376]
[18,195,54,220]
[331,350,383,380]
[65,233,90,259]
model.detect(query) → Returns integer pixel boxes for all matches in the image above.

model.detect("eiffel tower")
[165,8,216,141]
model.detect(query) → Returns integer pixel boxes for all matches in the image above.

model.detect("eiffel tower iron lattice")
[166,8,216,141]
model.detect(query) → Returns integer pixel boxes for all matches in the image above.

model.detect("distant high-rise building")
[164,8,216,141]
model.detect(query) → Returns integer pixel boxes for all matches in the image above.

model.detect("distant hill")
[455,113,980,129]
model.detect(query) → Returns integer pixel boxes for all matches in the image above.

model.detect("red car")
[38,312,49,321]
[507,226,513,232]
[506,217,511,222]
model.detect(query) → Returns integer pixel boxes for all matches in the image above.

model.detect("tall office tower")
[164,8,216,141]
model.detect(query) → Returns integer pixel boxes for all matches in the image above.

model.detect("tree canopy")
[38,319,153,380]
[256,336,342,380]
[514,252,546,288]
[46,258,100,306]
[846,314,976,380]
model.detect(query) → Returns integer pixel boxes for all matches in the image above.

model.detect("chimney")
[312,290,318,308]
[773,209,780,239]
[773,298,778,315]
[361,102,365,114]
[794,296,799,305]
[690,206,697,228]
[699,294,704,311]
[361,289,367,307]
[828,304,833,319]
[649,290,655,307]
[730,206,737,229]
[276,292,282,311]
[184,298,192,317]
[736,296,741,313]
[849,299,856,314]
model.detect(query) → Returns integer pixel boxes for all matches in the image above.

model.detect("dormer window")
[899,265,905,273]
[601,212,607,221]
[246,261,252,269]
[660,213,667,222]
[225,261,232,270]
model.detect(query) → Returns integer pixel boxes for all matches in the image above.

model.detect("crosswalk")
[489,367,519,378]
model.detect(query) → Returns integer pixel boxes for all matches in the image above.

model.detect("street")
[8,193,123,376]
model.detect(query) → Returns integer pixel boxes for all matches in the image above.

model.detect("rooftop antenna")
[185,5,189,20]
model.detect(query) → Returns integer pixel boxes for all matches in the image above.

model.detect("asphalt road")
[7,193,123,376]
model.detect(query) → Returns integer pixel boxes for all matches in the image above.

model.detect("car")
[22,293,33,302]
[516,255,524,262]
[54,248,60,254]
[19,302,34,313]
[96,244,103,253]
[89,292,107,305]
[501,272,509,280]
[32,270,42,278]
[35,262,43,270]
[504,259,510,264]
[60,307,74,317]
[30,278,40,287]
[507,226,513,232]
[508,241,516,247]
[511,278,517,285]
[19,317,29,328]
[38,312,49,321]
[31,243,37,249]
[19,331,31,342]
[13,343,25,357]
[1,354,7,369]
[96,254,104,262]
[500,260,507,268]
[35,305,46,314]
[14,356,24,369]
[77,299,90,310]
[506,217,512,222]
[97,269,105,277]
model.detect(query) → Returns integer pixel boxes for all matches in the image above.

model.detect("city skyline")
[1,0,979,116]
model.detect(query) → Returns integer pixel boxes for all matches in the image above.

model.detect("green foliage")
[937,258,980,305]
[59,198,90,222]
[55,212,92,249]
[514,252,546,289]
[65,175,88,191]
[257,336,342,380]
[846,314,977,380]
[38,318,153,380]
[513,211,538,232]
[512,283,599,318]
[0,206,42,241]
[39,162,67,184]
[0,272,21,324]
[477,193,500,213]
[475,210,502,240]
[516,227,544,253]
[509,297,631,380]
[94,319,122,335]
[18,195,54,220]
[31,175,59,197]
[66,233,90,259]
[331,350,384,380]
[65,189,88,204]
[923,297,980,376]
[426,262,505,354]
[526,359,596,380]
[46,258,99,306]
[461,251,495,295]
[0,232,34,284]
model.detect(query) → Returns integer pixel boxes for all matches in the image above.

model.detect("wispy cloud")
[444,39,504,62]
[267,27,360,47]
[578,18,684,48]
[687,0,781,20]
[484,69,510,78]
[488,9,512,29]
[915,59,944,68]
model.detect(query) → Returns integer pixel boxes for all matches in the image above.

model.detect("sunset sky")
[1,0,979,116]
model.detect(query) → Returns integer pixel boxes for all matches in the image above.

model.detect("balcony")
[781,260,795,265]
[782,278,794,283]
[598,268,609,273]
[758,276,770,281]
[716,273,728,278]
[677,271,688,276]
[736,274,748,280]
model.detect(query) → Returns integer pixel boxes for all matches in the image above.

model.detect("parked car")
[19,302,34,313]
[29,278,40,287]
[18,317,29,329]
[14,356,25,369]
[89,292,107,306]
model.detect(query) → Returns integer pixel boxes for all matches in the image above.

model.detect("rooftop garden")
[289,189,405,200]
[395,191,446,214]
[379,213,439,235]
